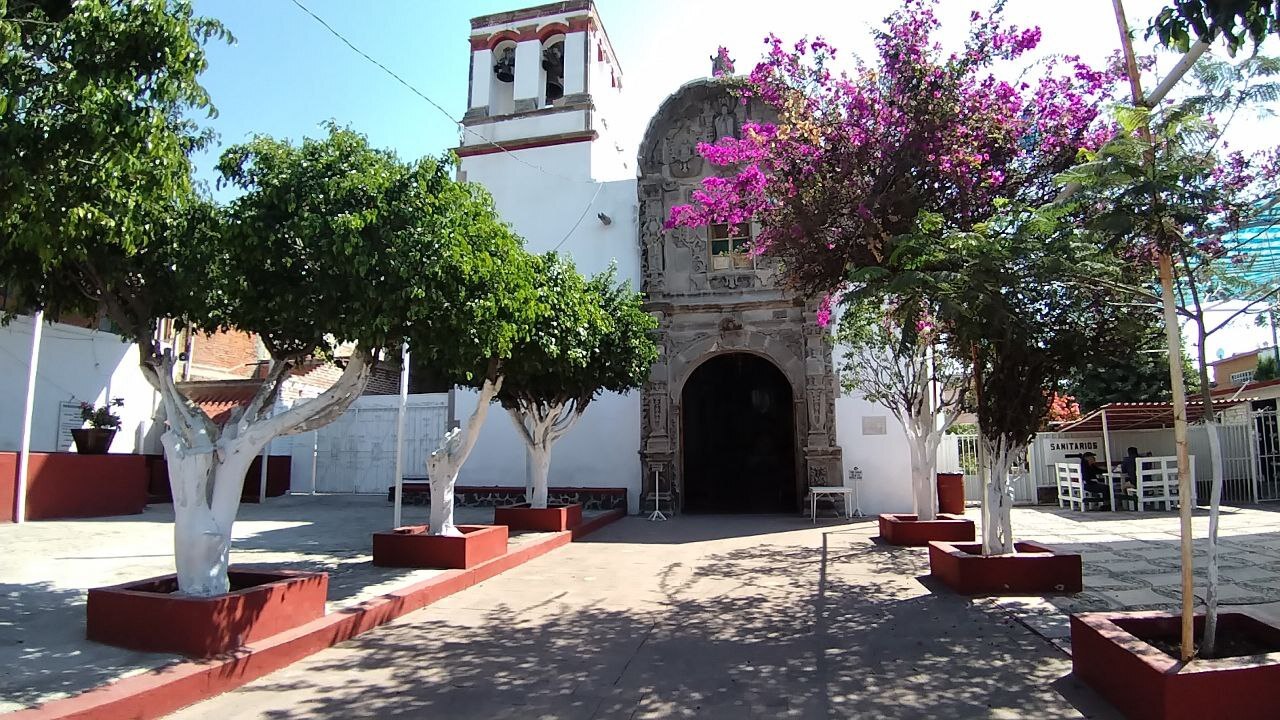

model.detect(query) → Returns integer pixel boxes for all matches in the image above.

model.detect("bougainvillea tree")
[668,0,1121,302]
[837,299,967,522]
[499,256,657,510]
[668,0,1122,547]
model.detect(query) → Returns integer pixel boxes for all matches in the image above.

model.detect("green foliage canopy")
[497,254,657,411]
[0,0,229,321]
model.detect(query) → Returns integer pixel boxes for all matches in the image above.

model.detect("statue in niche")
[663,117,703,178]
[712,100,738,140]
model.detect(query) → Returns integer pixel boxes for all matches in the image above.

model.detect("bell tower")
[459,1,627,181]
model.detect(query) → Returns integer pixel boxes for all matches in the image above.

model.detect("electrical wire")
[288,0,599,186]
[552,182,605,252]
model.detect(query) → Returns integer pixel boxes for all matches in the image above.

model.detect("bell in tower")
[493,46,515,83]
[542,40,564,104]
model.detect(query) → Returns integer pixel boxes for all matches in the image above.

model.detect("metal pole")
[1270,305,1279,366]
[309,429,318,495]
[392,343,409,529]
[258,361,272,505]
[1101,409,1116,511]
[15,310,44,525]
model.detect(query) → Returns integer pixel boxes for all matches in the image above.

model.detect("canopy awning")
[1054,399,1257,433]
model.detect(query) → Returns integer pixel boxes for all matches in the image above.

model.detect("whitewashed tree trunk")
[508,398,586,510]
[145,348,372,597]
[981,435,1021,556]
[426,376,501,537]
[906,421,940,522]
[1203,419,1225,655]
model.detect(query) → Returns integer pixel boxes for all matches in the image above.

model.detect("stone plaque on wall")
[861,415,887,436]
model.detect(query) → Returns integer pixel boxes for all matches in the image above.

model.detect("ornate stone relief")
[638,80,843,510]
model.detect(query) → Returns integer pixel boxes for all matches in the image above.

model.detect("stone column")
[802,310,843,488]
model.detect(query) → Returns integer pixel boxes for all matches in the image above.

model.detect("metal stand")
[849,467,865,518]
[647,466,668,522]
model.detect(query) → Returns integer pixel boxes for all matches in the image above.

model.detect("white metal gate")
[936,433,1036,504]
[308,394,449,494]
[1253,409,1280,502]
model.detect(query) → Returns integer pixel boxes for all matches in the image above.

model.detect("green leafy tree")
[1150,0,1278,55]
[1063,55,1280,653]
[0,0,230,322]
[851,203,1130,554]
[1060,312,1198,409]
[836,298,967,522]
[1256,353,1279,380]
[498,255,657,510]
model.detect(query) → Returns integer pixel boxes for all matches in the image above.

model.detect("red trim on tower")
[455,130,597,158]
[470,36,488,51]
[567,15,591,32]
[537,22,570,42]
[486,30,522,50]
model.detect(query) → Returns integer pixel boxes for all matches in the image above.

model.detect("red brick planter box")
[493,502,583,532]
[877,513,975,546]
[20,452,148,520]
[372,524,509,569]
[86,568,328,658]
[1071,611,1280,720]
[928,540,1082,594]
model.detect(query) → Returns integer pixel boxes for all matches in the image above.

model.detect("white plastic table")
[809,486,853,524]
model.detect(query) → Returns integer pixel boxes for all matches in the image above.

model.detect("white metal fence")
[936,433,1038,504]
[291,394,450,494]
[1029,409,1280,506]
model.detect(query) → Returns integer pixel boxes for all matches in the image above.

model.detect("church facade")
[452,1,911,517]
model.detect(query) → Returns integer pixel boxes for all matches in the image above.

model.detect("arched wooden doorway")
[681,353,796,513]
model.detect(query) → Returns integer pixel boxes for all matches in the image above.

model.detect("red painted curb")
[1071,611,1280,720]
[6,511,627,720]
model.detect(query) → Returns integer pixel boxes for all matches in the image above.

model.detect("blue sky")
[188,0,1234,196]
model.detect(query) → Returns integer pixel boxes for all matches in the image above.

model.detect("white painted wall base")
[0,315,159,453]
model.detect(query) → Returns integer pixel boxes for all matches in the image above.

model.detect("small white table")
[809,486,853,524]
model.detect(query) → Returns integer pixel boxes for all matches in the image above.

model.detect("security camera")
[597,212,612,226]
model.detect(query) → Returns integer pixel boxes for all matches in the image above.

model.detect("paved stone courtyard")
[985,504,1280,652]
[0,495,566,713]
[173,513,1118,719]
[4,499,1280,717]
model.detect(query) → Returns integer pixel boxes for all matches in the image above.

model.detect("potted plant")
[72,398,124,454]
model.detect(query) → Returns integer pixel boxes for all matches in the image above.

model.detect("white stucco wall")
[0,315,160,453]
[453,390,642,513]
[459,137,642,513]
[834,391,914,516]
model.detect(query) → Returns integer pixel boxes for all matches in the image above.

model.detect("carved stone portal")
[637,79,843,512]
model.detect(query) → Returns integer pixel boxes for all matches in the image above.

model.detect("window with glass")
[709,222,754,271]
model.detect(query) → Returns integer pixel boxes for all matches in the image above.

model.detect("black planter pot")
[71,428,117,454]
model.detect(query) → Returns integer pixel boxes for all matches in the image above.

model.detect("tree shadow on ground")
[205,524,1119,720]
[0,581,178,709]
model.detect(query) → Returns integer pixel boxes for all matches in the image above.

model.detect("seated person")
[1119,446,1142,487]
[1080,452,1112,507]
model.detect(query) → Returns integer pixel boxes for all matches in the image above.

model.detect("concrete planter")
[1071,611,1280,720]
[877,513,975,546]
[928,540,1082,595]
[372,524,509,569]
[494,502,583,532]
[86,568,328,657]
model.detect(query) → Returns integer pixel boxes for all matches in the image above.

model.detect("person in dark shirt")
[1120,446,1141,481]
[1080,452,1112,508]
